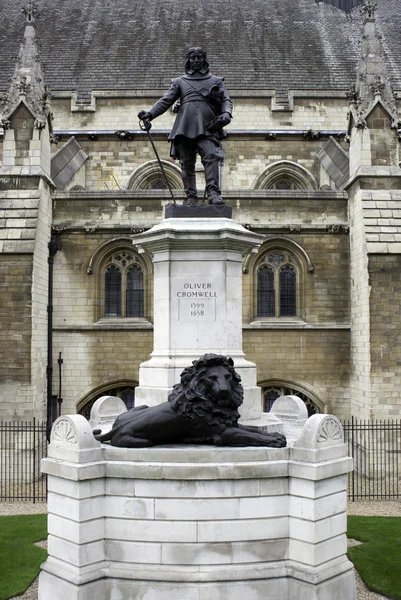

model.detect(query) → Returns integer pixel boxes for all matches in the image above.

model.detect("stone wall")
[52,330,153,414]
[0,254,32,384]
[348,183,372,419]
[50,193,351,417]
[224,137,323,189]
[369,254,401,418]
[51,96,349,135]
[48,94,351,193]
[53,326,352,419]
[242,231,349,324]
[244,329,350,418]
[0,180,53,419]
[53,134,342,192]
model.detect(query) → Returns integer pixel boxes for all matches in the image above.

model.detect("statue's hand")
[206,112,231,132]
[138,110,152,121]
[219,112,232,126]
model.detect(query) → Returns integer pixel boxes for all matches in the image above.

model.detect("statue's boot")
[204,161,225,206]
[181,169,198,206]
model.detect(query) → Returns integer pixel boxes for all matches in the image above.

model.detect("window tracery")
[125,160,183,190]
[78,384,137,420]
[262,385,322,416]
[256,251,298,318]
[253,160,318,190]
[104,251,144,318]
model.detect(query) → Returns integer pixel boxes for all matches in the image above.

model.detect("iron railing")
[0,418,48,502]
[343,417,401,501]
[0,417,400,503]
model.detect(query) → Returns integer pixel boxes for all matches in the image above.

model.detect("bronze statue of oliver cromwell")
[138,47,233,206]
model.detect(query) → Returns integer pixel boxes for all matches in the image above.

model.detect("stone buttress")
[346,0,401,419]
[0,1,56,419]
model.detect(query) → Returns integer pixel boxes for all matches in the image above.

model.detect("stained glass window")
[263,386,320,416]
[279,266,296,316]
[104,253,145,318]
[79,386,136,420]
[105,265,122,317]
[126,266,144,317]
[256,253,297,318]
[257,266,275,317]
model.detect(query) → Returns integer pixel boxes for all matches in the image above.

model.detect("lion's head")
[168,354,243,428]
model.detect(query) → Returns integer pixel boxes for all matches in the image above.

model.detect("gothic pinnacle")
[0,0,52,131]
[360,0,377,20]
[22,1,38,24]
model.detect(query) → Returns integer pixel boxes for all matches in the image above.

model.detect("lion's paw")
[268,432,287,448]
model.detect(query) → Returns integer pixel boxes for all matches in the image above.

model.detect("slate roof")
[0,0,400,102]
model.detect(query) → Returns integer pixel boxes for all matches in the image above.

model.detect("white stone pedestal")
[133,217,265,421]
[39,411,356,600]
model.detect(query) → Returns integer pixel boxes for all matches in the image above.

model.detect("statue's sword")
[138,117,176,203]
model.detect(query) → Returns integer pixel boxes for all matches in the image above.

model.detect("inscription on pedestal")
[174,280,219,322]
[179,299,216,321]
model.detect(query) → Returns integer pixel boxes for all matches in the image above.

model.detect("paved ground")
[1,499,400,599]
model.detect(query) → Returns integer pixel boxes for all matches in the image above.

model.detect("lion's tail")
[93,428,113,442]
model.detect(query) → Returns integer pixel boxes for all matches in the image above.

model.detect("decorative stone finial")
[346,84,359,105]
[361,0,377,19]
[22,1,38,23]
[0,1,52,132]
[347,0,399,136]
[371,75,385,97]
[17,75,29,96]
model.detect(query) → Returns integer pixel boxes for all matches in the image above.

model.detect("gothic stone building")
[0,0,400,424]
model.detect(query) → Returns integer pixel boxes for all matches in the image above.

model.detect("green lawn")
[348,515,401,600]
[0,514,47,600]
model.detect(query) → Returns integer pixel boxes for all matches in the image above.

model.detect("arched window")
[256,252,298,318]
[253,160,318,190]
[257,266,275,317]
[262,385,323,416]
[103,251,144,318]
[78,383,137,420]
[273,181,293,190]
[105,264,122,317]
[87,237,153,323]
[125,160,183,190]
[149,179,168,190]
[246,238,315,323]
[126,266,144,317]
[280,265,296,316]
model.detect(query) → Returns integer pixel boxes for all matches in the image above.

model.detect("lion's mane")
[168,354,243,428]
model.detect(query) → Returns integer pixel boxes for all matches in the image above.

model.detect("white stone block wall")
[39,412,355,600]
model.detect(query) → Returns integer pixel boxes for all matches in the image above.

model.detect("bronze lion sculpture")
[93,354,286,448]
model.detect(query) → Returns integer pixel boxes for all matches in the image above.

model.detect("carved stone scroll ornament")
[293,414,344,450]
[52,418,77,445]
[317,418,343,444]
[50,415,102,450]
[34,118,46,130]
[326,224,350,234]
